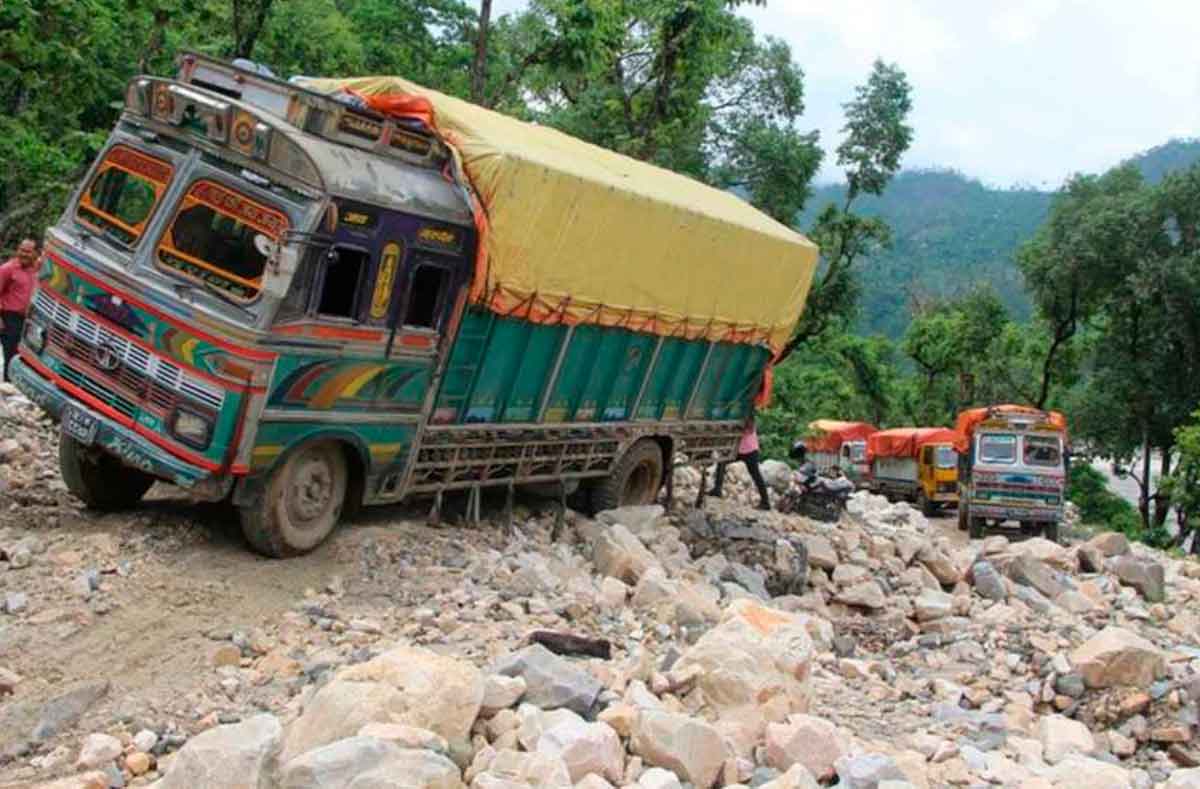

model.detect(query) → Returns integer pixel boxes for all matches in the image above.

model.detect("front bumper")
[11,356,211,489]
[968,501,1062,522]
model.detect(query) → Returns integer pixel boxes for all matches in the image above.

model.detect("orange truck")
[955,404,1068,540]
[804,420,877,487]
[867,427,961,515]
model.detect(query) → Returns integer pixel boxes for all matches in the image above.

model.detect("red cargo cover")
[953,405,1068,452]
[867,427,961,461]
[806,420,878,453]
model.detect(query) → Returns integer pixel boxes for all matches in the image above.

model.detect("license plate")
[63,405,99,446]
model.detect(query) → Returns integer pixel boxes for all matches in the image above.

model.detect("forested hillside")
[805,138,1200,339]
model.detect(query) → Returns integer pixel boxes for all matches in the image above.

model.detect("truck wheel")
[592,439,664,513]
[918,491,936,517]
[59,435,155,511]
[1044,521,1059,543]
[957,501,969,531]
[238,441,348,558]
[969,516,987,540]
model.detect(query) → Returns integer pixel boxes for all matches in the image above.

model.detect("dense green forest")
[804,139,1200,339]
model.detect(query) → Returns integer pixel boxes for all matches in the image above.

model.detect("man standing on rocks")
[0,238,38,382]
[710,412,772,510]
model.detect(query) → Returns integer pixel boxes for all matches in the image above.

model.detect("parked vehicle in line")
[10,54,818,556]
[867,427,960,516]
[803,419,877,488]
[955,404,1068,541]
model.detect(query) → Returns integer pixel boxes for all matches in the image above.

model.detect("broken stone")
[492,644,603,717]
[1069,626,1165,689]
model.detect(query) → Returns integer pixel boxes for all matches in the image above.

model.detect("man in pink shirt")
[708,411,771,510]
[0,238,38,382]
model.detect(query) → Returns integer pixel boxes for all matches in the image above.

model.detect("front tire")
[238,441,348,558]
[969,516,987,540]
[1044,521,1059,543]
[918,491,936,517]
[592,439,664,513]
[957,500,969,531]
[59,436,155,511]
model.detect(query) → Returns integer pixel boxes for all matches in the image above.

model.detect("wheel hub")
[289,455,334,526]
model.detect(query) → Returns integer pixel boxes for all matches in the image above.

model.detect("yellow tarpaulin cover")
[299,76,819,353]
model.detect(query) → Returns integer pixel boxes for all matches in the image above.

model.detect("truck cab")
[918,442,959,512]
[957,406,1067,540]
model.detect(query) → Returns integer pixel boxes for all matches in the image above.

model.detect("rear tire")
[957,501,969,531]
[592,439,664,513]
[969,516,987,540]
[238,441,348,558]
[1044,521,1059,543]
[59,436,154,511]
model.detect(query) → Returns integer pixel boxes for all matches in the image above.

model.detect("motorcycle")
[779,441,852,522]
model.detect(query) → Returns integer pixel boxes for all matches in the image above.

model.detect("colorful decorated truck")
[866,427,960,515]
[954,405,1068,540]
[804,420,878,487]
[11,54,817,556]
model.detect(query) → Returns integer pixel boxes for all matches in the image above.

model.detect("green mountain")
[804,137,1200,339]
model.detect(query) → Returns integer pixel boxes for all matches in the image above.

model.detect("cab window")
[403,262,451,329]
[315,246,369,319]
[979,433,1017,464]
[77,145,174,246]
[156,180,288,302]
[1024,436,1062,467]
[935,446,957,469]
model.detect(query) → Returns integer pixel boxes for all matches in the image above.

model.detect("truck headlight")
[23,319,47,354]
[170,407,213,449]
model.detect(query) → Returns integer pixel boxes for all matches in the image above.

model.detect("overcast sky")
[492,0,1200,188]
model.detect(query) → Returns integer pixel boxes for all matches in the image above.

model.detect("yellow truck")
[867,427,960,516]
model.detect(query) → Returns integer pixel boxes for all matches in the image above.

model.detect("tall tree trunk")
[1138,426,1152,528]
[1154,449,1172,528]
[231,0,274,60]
[471,0,493,105]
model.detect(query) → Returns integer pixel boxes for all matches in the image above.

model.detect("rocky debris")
[32,682,110,741]
[763,714,846,781]
[156,713,282,788]
[1115,556,1167,603]
[1070,626,1166,689]
[492,644,603,717]
[7,376,1200,789]
[631,710,725,787]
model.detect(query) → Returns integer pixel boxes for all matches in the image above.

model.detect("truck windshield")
[935,446,957,469]
[848,443,866,463]
[156,180,289,303]
[1024,436,1062,467]
[76,145,174,246]
[979,434,1017,464]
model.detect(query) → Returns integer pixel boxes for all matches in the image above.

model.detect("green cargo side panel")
[434,307,766,425]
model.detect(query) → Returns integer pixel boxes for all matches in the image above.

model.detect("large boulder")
[1165,768,1200,789]
[1113,556,1165,603]
[279,737,463,789]
[337,645,484,743]
[1037,715,1095,764]
[1005,555,1066,600]
[833,753,907,789]
[917,545,963,586]
[1012,537,1074,571]
[673,600,814,737]
[969,561,1008,602]
[470,748,571,788]
[536,719,623,783]
[630,710,725,788]
[492,644,603,717]
[1043,755,1133,788]
[763,714,846,781]
[836,581,886,610]
[1069,626,1166,689]
[592,524,661,584]
[157,714,282,789]
[802,535,839,571]
[913,589,955,622]
[1085,532,1131,558]
[282,680,408,763]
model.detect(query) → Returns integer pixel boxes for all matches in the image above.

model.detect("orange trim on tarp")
[867,427,962,461]
[805,420,878,453]
[953,404,1068,452]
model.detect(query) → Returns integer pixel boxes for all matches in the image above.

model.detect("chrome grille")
[33,289,224,412]
[59,364,138,419]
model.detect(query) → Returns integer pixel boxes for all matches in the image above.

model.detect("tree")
[471,0,493,103]
[230,0,275,58]
[779,60,913,358]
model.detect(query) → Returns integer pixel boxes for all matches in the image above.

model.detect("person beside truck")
[709,413,771,511]
[0,238,38,382]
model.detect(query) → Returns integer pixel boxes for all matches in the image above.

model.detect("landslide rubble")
[2,386,1200,788]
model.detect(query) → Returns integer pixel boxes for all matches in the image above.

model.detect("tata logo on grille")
[93,343,121,372]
